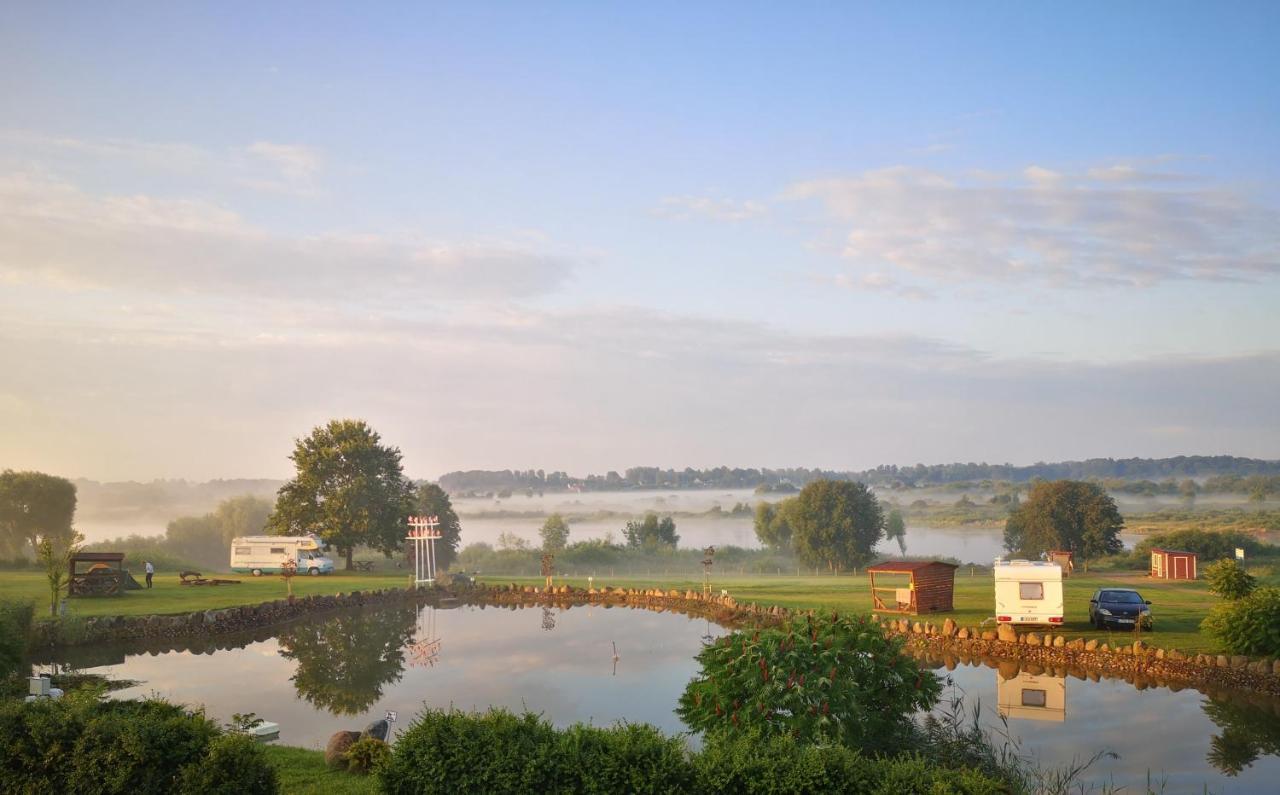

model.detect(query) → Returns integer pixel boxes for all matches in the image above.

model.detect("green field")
[5,565,1269,654]
[261,745,378,795]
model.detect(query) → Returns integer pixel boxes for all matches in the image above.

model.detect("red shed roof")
[1150,548,1197,556]
[867,560,959,573]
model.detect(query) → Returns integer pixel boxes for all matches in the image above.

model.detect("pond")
[49,603,1280,793]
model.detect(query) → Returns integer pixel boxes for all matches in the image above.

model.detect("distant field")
[4,566,1273,654]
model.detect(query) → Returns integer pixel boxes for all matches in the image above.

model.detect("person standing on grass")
[144,560,154,589]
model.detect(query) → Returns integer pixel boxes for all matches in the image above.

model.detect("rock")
[325,731,361,769]
[1067,638,1084,650]
[1133,640,1147,655]
[1231,655,1249,670]
[1216,655,1230,668]
[997,659,1021,681]
[1053,635,1066,648]
[956,627,970,640]
[1084,639,1099,651]
[912,622,924,634]
[1248,660,1269,675]
[942,618,957,637]
[1025,632,1041,647]
[1273,659,1280,676]
[1168,649,1185,661]
[997,624,1017,643]
[981,630,997,641]
[1099,643,1110,653]
[362,719,390,742]
[1154,648,1165,660]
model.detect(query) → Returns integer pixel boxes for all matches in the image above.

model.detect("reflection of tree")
[541,606,556,632]
[277,605,417,715]
[1203,697,1280,776]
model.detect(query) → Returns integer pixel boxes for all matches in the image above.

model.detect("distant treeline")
[438,456,1280,494]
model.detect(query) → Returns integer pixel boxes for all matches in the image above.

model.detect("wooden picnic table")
[353,561,376,572]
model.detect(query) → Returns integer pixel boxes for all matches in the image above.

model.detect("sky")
[1,2,1277,481]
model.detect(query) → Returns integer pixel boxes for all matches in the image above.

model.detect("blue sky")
[0,2,1277,479]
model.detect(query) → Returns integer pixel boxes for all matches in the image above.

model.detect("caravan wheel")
[252,568,263,577]
[309,568,320,576]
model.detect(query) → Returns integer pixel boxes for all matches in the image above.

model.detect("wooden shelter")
[1048,550,1075,577]
[1150,548,1197,580]
[867,560,958,615]
[68,551,125,597]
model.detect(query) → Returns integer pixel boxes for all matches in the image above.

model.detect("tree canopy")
[411,483,462,571]
[786,480,884,573]
[623,512,679,550]
[267,419,414,569]
[0,470,77,557]
[752,501,793,552]
[885,509,907,555]
[539,513,570,553]
[1003,480,1124,559]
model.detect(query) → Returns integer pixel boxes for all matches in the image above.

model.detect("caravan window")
[1021,689,1047,707]
[1018,582,1044,600]
[234,547,251,555]
[270,547,286,555]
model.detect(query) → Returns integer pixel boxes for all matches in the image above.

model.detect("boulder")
[912,622,924,634]
[1067,638,1084,650]
[956,627,970,640]
[1273,659,1280,676]
[1084,639,1099,651]
[1025,632,1041,647]
[1133,640,1147,655]
[980,630,997,641]
[942,618,956,637]
[325,731,361,769]
[996,624,1017,643]
[1230,655,1249,670]
[1053,635,1066,648]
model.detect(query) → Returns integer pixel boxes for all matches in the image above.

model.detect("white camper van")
[230,535,335,576]
[997,669,1066,722]
[993,559,1064,627]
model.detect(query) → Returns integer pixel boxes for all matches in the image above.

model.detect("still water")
[53,603,1280,793]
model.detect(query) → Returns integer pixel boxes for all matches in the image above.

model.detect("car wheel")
[252,568,262,577]
[309,568,320,576]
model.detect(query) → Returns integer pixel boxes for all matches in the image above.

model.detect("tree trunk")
[345,547,354,570]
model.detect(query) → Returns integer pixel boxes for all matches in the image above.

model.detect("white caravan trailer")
[993,559,1064,627]
[230,535,335,576]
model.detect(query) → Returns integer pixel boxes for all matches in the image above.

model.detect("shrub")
[692,732,879,793]
[343,736,392,775]
[1131,529,1267,566]
[556,721,693,794]
[1205,559,1257,600]
[0,600,34,679]
[0,694,246,795]
[677,612,940,751]
[1202,587,1280,656]
[179,733,279,794]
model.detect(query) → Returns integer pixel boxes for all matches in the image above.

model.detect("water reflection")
[997,669,1066,723]
[1203,696,1280,777]
[277,604,417,715]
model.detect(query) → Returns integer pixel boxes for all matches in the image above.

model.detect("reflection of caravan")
[994,559,1063,627]
[230,535,334,576]
[998,670,1066,722]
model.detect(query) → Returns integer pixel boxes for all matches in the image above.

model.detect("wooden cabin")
[1048,550,1074,577]
[1150,548,1198,580]
[868,560,958,615]
[68,551,125,597]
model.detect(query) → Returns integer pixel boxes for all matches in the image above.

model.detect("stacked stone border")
[30,581,1280,698]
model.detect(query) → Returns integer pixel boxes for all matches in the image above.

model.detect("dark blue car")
[1088,588,1153,630]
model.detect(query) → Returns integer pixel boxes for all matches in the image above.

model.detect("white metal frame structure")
[407,515,441,585]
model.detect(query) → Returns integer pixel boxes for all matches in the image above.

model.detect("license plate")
[1017,616,1038,622]
[1116,618,1134,624]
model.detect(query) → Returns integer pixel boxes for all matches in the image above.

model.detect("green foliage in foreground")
[678,613,940,751]
[378,706,1007,795]
[0,692,277,794]
[261,745,377,795]
[0,599,34,679]
[1202,587,1280,656]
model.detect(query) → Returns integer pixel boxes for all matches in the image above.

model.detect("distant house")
[1150,548,1198,580]
[1048,550,1075,577]
[867,560,958,615]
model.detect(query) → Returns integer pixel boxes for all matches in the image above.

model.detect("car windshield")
[1100,590,1143,603]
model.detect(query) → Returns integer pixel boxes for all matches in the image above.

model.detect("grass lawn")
[481,569,1256,654]
[262,745,378,795]
[4,565,1271,654]
[0,570,410,618]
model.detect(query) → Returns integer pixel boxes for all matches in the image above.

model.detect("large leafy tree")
[0,470,77,557]
[1003,480,1124,560]
[538,513,570,553]
[752,501,793,552]
[787,480,883,573]
[411,483,462,571]
[267,420,414,570]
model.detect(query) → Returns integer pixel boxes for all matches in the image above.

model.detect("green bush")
[692,732,879,793]
[557,721,693,793]
[0,600,34,679]
[343,736,391,776]
[1205,559,1258,600]
[178,733,279,794]
[1202,587,1280,656]
[0,694,246,795]
[1131,529,1269,568]
[677,612,940,751]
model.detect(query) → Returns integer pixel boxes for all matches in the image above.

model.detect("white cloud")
[654,195,768,222]
[783,164,1280,288]
[0,173,573,302]
[245,141,322,180]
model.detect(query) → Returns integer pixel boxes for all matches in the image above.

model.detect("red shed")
[1150,548,1197,580]
[1048,550,1075,577]
[867,560,958,615]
